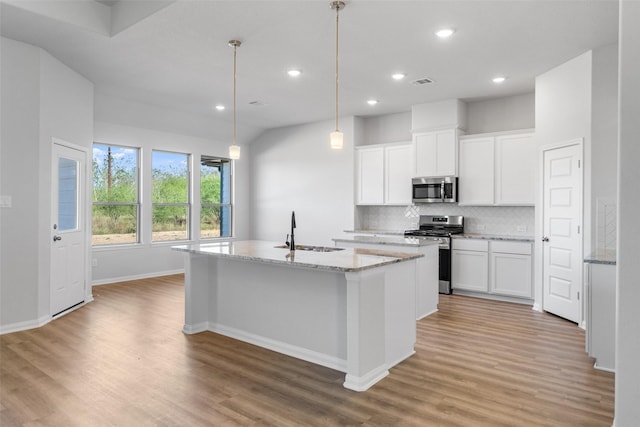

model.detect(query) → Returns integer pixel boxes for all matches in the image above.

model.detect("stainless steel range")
[405,215,464,294]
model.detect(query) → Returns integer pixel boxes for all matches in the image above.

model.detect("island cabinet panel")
[335,239,438,320]
[177,241,419,392]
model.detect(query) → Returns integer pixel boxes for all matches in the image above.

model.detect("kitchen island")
[172,240,422,391]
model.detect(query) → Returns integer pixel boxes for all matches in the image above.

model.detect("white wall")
[0,37,94,331]
[359,112,411,146]
[465,93,535,134]
[0,37,42,328]
[92,118,251,284]
[615,1,640,424]
[534,51,593,310]
[249,118,356,246]
[591,43,619,252]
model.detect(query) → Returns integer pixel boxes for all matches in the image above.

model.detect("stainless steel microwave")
[412,177,458,203]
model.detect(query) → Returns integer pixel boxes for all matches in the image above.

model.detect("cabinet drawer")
[490,241,531,255]
[451,239,488,252]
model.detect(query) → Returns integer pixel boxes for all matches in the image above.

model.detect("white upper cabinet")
[356,142,413,206]
[356,146,384,205]
[458,131,535,206]
[384,144,413,205]
[495,133,537,205]
[458,136,495,205]
[413,129,458,177]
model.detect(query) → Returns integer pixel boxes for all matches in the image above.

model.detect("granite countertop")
[173,240,423,273]
[343,229,406,236]
[584,249,617,265]
[333,235,440,247]
[453,234,535,243]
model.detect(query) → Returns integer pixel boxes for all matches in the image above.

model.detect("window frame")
[151,149,192,243]
[91,142,141,247]
[200,155,233,240]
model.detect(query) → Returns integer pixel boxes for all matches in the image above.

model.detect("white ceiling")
[0,0,619,141]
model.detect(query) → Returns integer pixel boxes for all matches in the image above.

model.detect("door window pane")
[58,157,78,231]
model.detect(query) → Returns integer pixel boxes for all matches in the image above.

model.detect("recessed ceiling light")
[215,104,225,111]
[367,99,378,106]
[392,73,406,80]
[287,69,302,77]
[435,28,455,38]
[492,76,506,83]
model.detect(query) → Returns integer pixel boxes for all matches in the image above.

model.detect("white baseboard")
[207,322,347,373]
[417,308,438,320]
[344,365,389,392]
[1,314,50,335]
[92,269,184,286]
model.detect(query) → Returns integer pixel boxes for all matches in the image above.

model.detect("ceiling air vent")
[411,77,434,86]
[248,100,266,106]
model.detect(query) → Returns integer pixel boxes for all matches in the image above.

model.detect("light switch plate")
[0,195,11,208]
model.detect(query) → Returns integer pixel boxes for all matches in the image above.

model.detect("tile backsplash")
[356,205,535,236]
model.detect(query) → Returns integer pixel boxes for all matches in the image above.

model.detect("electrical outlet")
[92,258,98,267]
[0,195,11,208]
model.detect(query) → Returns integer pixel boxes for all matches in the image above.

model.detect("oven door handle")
[441,181,445,203]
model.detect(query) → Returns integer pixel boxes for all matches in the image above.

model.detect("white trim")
[92,268,184,286]
[452,289,534,306]
[343,366,389,392]
[208,322,348,373]
[593,362,615,373]
[416,308,438,320]
[0,315,51,335]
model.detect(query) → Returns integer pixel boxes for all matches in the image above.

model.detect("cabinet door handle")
[542,236,549,242]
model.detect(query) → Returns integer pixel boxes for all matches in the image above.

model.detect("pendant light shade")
[228,39,241,160]
[330,1,345,150]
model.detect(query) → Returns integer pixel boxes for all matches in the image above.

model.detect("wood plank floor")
[1,274,614,426]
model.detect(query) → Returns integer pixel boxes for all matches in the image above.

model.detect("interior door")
[51,142,86,316]
[542,142,583,323]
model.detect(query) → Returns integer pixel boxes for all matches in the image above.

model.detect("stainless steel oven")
[412,176,458,203]
[405,215,464,294]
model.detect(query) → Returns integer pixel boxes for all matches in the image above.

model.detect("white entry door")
[542,142,583,323]
[51,142,87,316]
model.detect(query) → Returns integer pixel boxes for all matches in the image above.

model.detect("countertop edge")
[173,243,423,273]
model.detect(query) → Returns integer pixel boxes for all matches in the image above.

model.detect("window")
[92,144,140,245]
[152,150,190,242]
[200,156,232,238]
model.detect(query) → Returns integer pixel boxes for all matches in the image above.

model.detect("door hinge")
[578,225,580,234]
[578,159,581,168]
[578,291,580,300]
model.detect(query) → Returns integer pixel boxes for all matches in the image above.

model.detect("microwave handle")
[441,181,445,202]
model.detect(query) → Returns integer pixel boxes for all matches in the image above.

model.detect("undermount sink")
[274,244,345,253]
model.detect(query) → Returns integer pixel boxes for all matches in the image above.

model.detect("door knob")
[542,236,549,242]
[53,235,62,242]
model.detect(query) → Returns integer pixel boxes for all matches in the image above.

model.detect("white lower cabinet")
[585,262,616,371]
[451,239,489,292]
[452,238,533,301]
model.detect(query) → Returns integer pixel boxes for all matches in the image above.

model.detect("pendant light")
[228,39,241,160]
[330,1,345,150]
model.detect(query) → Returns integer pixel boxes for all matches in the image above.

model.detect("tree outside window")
[201,156,232,238]
[152,150,190,242]
[92,144,139,245]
